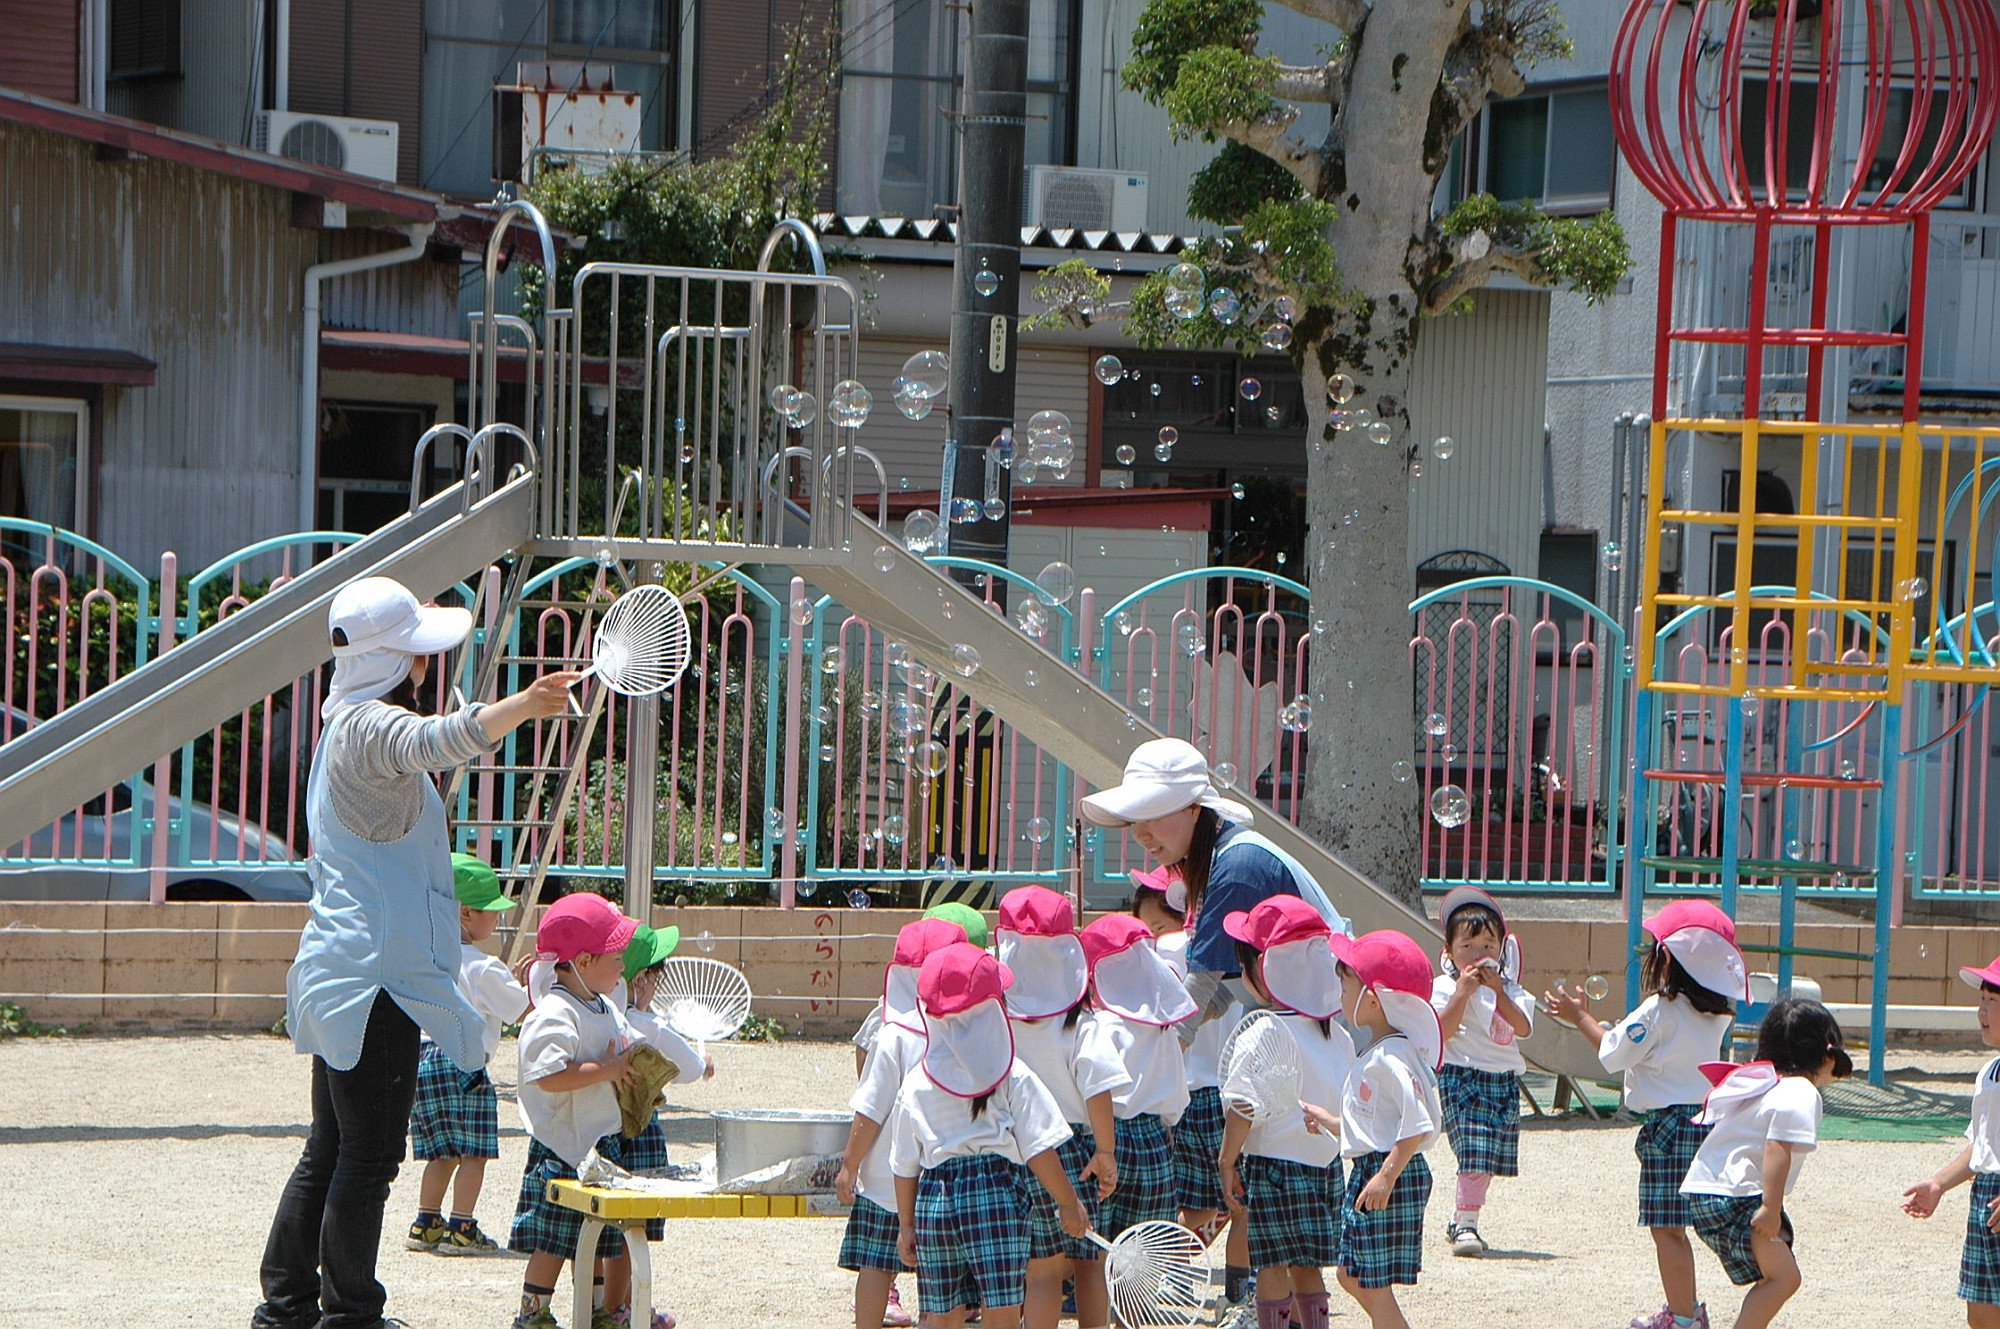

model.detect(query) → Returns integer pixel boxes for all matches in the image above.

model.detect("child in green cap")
[406,852,531,1256]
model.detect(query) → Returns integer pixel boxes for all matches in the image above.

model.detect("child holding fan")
[1543,899,1747,1329]
[1903,951,2000,1328]
[888,942,1089,1329]
[1680,999,1850,1329]
[1327,929,1444,1329]
[996,886,1130,1329]
[1428,887,1533,1257]
[1080,914,1198,1237]
[1217,896,1355,1329]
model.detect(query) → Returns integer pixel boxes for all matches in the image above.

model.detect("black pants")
[253,992,420,1329]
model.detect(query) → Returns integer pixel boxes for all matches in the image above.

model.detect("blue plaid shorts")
[409,1042,499,1160]
[915,1155,1034,1314]
[839,1195,905,1274]
[1337,1151,1431,1289]
[510,1135,644,1258]
[1172,1087,1227,1213]
[1099,1114,1175,1238]
[1962,1173,2000,1304]
[1028,1128,1103,1262]
[1688,1193,1792,1286]
[1241,1153,1343,1271]
[1436,1065,1520,1177]
[1635,1104,1710,1228]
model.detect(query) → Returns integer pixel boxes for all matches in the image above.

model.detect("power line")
[421,0,553,190]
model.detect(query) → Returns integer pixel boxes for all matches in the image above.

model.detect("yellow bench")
[545,1179,841,1327]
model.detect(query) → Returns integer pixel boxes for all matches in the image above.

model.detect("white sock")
[1453,1208,1480,1228]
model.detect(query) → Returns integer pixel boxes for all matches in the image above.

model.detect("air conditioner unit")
[1026,166,1149,231]
[254,111,400,182]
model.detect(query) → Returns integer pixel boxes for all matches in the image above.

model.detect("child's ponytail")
[970,1091,994,1120]
[1645,942,1734,1016]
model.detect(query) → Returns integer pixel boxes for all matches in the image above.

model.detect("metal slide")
[0,471,536,848]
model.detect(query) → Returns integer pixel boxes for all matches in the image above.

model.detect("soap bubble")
[1328,373,1356,404]
[697,930,716,953]
[1366,421,1392,446]
[1035,560,1077,605]
[1409,460,1424,479]
[1115,443,1136,464]
[1214,761,1239,787]
[821,645,843,674]
[1164,285,1205,320]
[1280,696,1314,732]
[1897,576,1929,602]
[949,497,982,524]
[1264,405,1281,425]
[1584,974,1611,1001]
[1158,425,1179,447]
[872,545,897,573]
[1231,482,1246,500]
[1154,440,1175,462]
[1261,322,1293,352]
[1014,599,1049,639]
[847,889,872,909]
[1135,687,1154,708]
[792,598,814,626]
[903,509,942,552]
[992,429,1016,468]
[769,383,796,412]
[1423,712,1448,738]
[1026,816,1054,845]
[901,350,950,399]
[916,740,949,777]
[1026,409,1073,447]
[1392,760,1415,783]
[950,643,981,677]
[1149,381,1162,398]
[880,814,907,846]
[1602,541,1624,571]
[1273,294,1300,322]
[786,389,818,427]
[1430,784,1471,828]
[895,387,934,420]
[1166,261,1205,292]
[1239,377,1262,401]
[1431,435,1456,460]
[973,268,1000,297]
[829,379,874,428]
[1207,287,1241,324]
[1093,355,1125,386]
[1024,668,1039,688]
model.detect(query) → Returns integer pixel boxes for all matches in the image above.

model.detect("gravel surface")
[0,1034,1986,1327]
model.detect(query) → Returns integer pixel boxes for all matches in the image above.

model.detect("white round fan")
[1218,1008,1303,1123]
[1085,1220,1214,1329]
[652,956,753,1042]
[576,583,692,697]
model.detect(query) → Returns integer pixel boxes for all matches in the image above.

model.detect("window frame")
[0,394,90,534]
[1465,78,1618,217]
[1737,76,1980,211]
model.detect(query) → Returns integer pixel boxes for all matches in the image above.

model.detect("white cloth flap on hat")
[998,933,1089,1020]
[921,998,1016,1097]
[1661,926,1750,1001]
[1093,943,1199,1026]
[323,648,415,719]
[1261,936,1342,1021]
[1376,988,1445,1070]
[883,964,923,1033]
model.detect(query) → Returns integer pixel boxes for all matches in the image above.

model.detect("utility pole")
[942,0,1027,576]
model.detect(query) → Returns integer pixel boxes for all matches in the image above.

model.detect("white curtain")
[839,0,899,215]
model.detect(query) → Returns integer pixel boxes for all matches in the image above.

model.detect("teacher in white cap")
[254,576,580,1329]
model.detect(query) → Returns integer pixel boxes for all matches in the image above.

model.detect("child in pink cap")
[507,893,659,1329]
[887,942,1088,1329]
[1902,951,2000,1326]
[1326,930,1444,1329]
[1543,899,1748,1329]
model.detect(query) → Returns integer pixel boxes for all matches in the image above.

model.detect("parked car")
[0,710,312,902]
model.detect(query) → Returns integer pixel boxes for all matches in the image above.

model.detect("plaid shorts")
[622,1113,670,1172]
[1337,1151,1432,1289]
[1436,1065,1520,1178]
[1688,1193,1793,1286]
[409,1042,499,1161]
[1635,1104,1710,1228]
[510,1135,647,1258]
[1172,1087,1227,1214]
[1961,1173,2000,1304]
[839,1195,905,1274]
[1028,1128,1104,1263]
[1098,1114,1175,1239]
[915,1155,1034,1314]
[1241,1153,1343,1271]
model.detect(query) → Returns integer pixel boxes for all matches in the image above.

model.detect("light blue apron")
[285,711,485,1072]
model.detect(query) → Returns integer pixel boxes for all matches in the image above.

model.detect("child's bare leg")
[450,1157,487,1215]
[600,1248,632,1310]
[1732,1232,1801,1329]
[1334,1270,1409,1329]
[855,1268,897,1329]
[1969,1303,2000,1329]
[927,1308,967,1329]
[979,1306,1021,1329]
[1650,1226,1699,1317]
[1071,1256,1109,1328]
[1024,1256,1066,1329]
[1291,1266,1326,1296]
[1255,1266,1294,1304]
[1226,1217,1249,1273]
[418,1157,456,1214]
[521,1251,566,1315]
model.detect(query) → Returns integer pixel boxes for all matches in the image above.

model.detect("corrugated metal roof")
[813,213,1191,255]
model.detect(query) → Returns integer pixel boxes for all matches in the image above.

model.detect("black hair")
[1063,995,1089,1031]
[1984,980,2000,996]
[1179,808,1224,922]
[1643,942,1736,1017]
[382,658,436,715]
[1232,940,1266,996]
[1753,997,1854,1078]
[970,1091,994,1119]
[1129,890,1185,925]
[1444,904,1504,947]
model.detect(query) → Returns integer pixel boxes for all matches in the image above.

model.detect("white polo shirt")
[1972,1056,2000,1175]
[1680,1075,1822,1198]
[1011,1011,1133,1127]
[1339,1035,1441,1159]
[1431,972,1533,1074]
[887,1061,1073,1176]
[516,985,634,1166]
[455,944,529,1060]
[1239,1012,1355,1168]
[849,1022,926,1208]
[1595,994,1733,1111]
[1102,1013,1192,1126]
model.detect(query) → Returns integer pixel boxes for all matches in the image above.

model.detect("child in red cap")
[507,893,658,1329]
[1327,930,1443,1329]
[1903,952,2000,1326]
[1544,899,1747,1329]
[1217,896,1355,1329]
[887,942,1088,1329]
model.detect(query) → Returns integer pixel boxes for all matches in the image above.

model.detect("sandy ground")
[0,1034,1989,1328]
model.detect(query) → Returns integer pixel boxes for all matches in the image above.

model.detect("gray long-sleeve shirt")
[319,700,499,842]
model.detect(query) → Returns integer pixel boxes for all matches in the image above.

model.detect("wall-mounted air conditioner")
[493,62,644,185]
[254,111,400,182]
[1026,166,1149,231]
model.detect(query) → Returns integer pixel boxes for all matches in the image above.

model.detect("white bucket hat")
[1079,739,1254,828]
[323,577,473,717]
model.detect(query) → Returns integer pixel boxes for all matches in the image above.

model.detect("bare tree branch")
[1423,227,1556,313]
[1218,103,1327,196]
[1272,61,1336,105]
[1265,0,1368,31]
[1432,28,1528,160]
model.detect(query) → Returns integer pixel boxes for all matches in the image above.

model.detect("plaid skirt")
[1028,1128,1104,1263]
[1961,1173,2000,1304]
[915,1154,1034,1314]
[409,1042,499,1161]
[622,1112,670,1172]
[1337,1152,1432,1289]
[1436,1065,1520,1178]
[1098,1114,1175,1239]
[1635,1104,1710,1229]
[510,1135,657,1257]
[1688,1193,1793,1286]
[1240,1153,1343,1271]
[1172,1087,1227,1214]
[839,1195,905,1274]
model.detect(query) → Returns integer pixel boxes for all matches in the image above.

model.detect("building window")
[1741,80,1977,209]
[317,401,435,535]
[551,0,666,51]
[1469,83,1616,214]
[837,0,1077,217]
[0,396,88,534]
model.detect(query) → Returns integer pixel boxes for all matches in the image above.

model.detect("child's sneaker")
[512,1310,562,1329]
[591,1308,676,1329]
[436,1218,505,1256]
[405,1216,447,1251]
[1446,1222,1487,1256]
[1630,1306,1710,1329]
[882,1285,913,1328]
